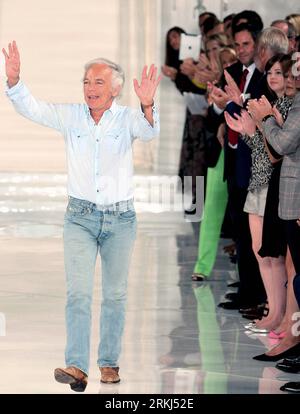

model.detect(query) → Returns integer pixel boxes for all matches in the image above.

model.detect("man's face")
[83,64,119,112]
[272,22,296,52]
[234,30,256,66]
[255,47,273,72]
[272,21,288,36]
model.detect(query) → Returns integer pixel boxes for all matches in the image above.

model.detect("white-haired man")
[3,41,161,392]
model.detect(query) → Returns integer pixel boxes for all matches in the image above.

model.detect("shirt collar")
[84,98,119,120]
[108,99,118,115]
[243,62,256,76]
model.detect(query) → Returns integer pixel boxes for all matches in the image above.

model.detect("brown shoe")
[100,367,120,383]
[54,366,88,392]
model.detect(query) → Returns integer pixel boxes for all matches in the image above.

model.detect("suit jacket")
[223,62,265,188]
[225,61,267,100]
[264,92,300,220]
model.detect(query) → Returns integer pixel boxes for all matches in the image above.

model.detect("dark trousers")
[285,220,300,274]
[294,274,300,308]
[227,175,266,307]
[294,274,300,309]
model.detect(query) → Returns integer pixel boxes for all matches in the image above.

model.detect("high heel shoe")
[253,342,300,362]
[191,273,205,282]
[268,330,286,339]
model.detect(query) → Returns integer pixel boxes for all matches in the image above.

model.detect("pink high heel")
[268,330,286,339]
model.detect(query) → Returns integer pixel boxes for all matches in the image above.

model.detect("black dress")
[258,95,294,258]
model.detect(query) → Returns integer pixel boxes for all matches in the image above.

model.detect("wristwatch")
[262,114,273,123]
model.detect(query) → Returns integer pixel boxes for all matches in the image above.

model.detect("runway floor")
[0,172,295,394]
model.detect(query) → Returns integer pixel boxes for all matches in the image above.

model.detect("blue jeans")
[63,196,137,375]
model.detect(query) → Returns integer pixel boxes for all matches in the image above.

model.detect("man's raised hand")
[2,41,20,88]
[133,64,161,107]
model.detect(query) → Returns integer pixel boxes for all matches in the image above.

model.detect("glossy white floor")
[0,170,296,395]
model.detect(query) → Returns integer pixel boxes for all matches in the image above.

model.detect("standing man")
[3,41,161,392]
[209,23,266,311]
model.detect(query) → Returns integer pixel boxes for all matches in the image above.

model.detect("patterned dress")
[242,96,293,193]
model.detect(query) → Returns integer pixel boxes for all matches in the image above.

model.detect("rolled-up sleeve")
[130,103,160,141]
[6,80,64,132]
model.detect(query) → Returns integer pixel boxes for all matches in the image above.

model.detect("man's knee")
[102,290,127,304]
[67,292,93,310]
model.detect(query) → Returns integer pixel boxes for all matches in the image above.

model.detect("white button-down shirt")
[6,81,160,205]
[242,62,256,96]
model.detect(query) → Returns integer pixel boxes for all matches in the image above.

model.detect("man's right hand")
[2,40,20,88]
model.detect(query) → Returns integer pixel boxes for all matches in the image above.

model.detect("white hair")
[84,58,125,92]
[257,28,289,54]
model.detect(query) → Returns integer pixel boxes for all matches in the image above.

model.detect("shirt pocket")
[103,128,127,155]
[68,129,91,156]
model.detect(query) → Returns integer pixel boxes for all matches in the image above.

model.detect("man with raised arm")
[3,41,161,392]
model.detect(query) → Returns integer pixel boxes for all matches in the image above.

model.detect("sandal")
[191,273,205,281]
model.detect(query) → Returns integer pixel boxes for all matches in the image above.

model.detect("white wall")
[0,0,120,172]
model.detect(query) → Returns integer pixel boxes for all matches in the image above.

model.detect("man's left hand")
[134,64,161,107]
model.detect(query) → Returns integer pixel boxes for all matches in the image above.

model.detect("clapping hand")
[224,70,243,106]
[224,109,256,136]
[247,95,273,122]
[209,83,229,109]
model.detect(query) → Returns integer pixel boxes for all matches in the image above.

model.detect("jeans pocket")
[66,203,91,217]
[118,209,136,222]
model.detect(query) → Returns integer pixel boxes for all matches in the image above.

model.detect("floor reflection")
[0,173,287,393]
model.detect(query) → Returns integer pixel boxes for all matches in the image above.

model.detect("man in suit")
[209,23,265,310]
